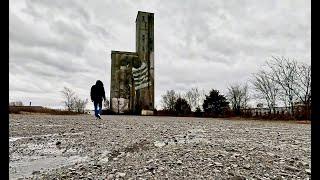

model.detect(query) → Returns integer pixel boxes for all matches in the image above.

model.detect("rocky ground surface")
[9,114,311,179]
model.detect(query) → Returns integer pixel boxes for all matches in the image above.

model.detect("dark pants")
[93,100,103,117]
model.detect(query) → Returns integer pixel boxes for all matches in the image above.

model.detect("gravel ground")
[9,114,311,179]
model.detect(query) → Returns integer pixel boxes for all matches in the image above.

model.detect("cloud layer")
[9,0,311,109]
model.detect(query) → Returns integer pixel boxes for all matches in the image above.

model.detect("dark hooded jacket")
[90,80,106,102]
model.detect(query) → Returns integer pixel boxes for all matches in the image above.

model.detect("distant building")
[242,106,292,116]
[110,11,154,114]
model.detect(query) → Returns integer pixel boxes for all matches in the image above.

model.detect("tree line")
[159,56,311,120]
[159,87,231,117]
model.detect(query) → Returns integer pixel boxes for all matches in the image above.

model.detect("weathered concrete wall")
[110,11,154,114]
[135,11,154,111]
[110,51,138,113]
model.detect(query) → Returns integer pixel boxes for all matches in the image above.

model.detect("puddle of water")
[10,140,81,162]
[9,155,89,180]
[10,137,91,179]
[10,148,112,179]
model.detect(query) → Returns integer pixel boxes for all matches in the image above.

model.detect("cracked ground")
[9,114,311,179]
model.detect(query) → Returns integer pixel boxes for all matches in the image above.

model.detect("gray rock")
[297,161,309,167]
[229,175,246,180]
[285,165,299,172]
[214,162,223,167]
[266,152,275,157]
[116,172,126,178]
[224,167,231,172]
[213,169,220,173]
[278,172,291,177]
[305,169,311,175]
[272,175,284,180]
[32,170,40,175]
[243,164,251,169]
[68,168,76,171]
[107,174,114,179]
[225,147,237,152]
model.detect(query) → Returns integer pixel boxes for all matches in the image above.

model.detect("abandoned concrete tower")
[110,11,154,114]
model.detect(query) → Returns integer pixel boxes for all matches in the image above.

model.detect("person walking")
[90,80,106,119]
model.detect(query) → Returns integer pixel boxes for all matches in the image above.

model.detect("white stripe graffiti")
[132,62,151,90]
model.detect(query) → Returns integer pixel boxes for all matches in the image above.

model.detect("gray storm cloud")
[9,0,310,109]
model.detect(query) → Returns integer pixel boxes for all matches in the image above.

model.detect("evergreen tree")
[203,89,229,117]
[174,97,191,116]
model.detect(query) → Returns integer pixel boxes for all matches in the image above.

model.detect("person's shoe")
[97,114,102,119]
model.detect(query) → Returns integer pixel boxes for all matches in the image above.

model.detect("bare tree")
[293,62,311,118]
[266,56,298,115]
[61,87,89,113]
[61,87,76,111]
[161,90,178,111]
[74,97,88,113]
[184,87,201,111]
[227,83,250,115]
[241,85,250,109]
[176,91,183,100]
[199,89,207,110]
[251,70,279,113]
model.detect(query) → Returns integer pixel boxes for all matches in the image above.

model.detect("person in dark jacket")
[90,80,106,119]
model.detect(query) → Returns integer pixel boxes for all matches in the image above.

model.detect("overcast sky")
[9,0,310,109]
